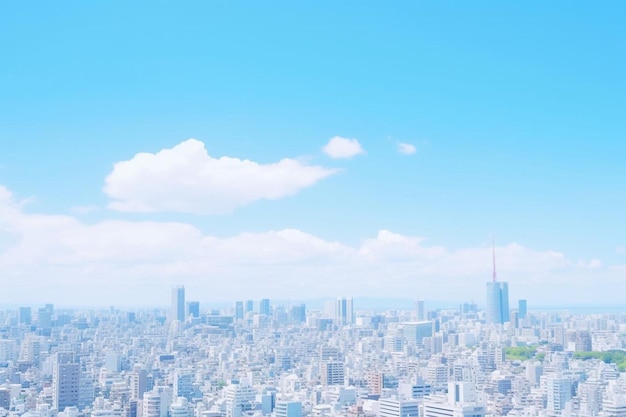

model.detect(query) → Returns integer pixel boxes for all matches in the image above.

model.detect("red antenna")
[492,237,497,282]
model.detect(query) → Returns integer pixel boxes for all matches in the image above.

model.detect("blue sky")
[0,2,624,306]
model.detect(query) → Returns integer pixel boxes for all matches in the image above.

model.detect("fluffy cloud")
[322,136,366,159]
[397,142,417,155]
[104,139,337,214]
[1,184,625,306]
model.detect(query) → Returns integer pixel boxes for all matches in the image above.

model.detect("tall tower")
[53,352,80,411]
[335,297,354,325]
[485,242,510,324]
[259,299,271,316]
[171,285,185,322]
[416,299,425,321]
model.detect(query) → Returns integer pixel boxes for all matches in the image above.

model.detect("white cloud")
[70,205,99,214]
[617,246,626,254]
[103,139,337,214]
[322,136,365,159]
[1,184,625,306]
[397,142,417,155]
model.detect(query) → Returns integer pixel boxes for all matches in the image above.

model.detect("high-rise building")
[518,299,527,319]
[485,242,510,324]
[335,297,354,325]
[402,321,433,345]
[37,307,52,328]
[259,299,271,316]
[245,300,254,313]
[290,304,306,323]
[18,307,32,325]
[174,369,194,400]
[130,368,147,400]
[321,361,345,386]
[171,286,185,322]
[186,301,199,318]
[235,301,244,320]
[547,377,572,415]
[416,299,425,321]
[53,352,80,411]
[486,282,509,324]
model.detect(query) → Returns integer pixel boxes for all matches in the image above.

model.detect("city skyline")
[1,2,625,306]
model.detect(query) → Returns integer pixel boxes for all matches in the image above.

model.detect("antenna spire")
[492,237,497,283]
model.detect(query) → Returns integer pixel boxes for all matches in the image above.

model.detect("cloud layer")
[0,184,623,306]
[104,139,337,214]
[322,136,366,159]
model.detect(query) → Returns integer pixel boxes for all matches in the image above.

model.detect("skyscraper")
[485,244,509,324]
[186,301,199,318]
[235,301,244,320]
[259,299,271,316]
[416,299,425,321]
[518,299,527,319]
[171,285,185,322]
[486,282,509,324]
[53,352,80,411]
[18,307,32,325]
[335,297,354,325]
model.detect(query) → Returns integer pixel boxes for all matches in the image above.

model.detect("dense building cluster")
[1,287,626,417]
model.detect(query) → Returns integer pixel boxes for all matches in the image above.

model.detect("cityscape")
[1,2,625,417]
[2,276,626,417]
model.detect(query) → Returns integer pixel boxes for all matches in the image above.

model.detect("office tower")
[485,244,509,323]
[53,352,80,411]
[174,369,193,400]
[171,285,185,321]
[274,401,302,417]
[379,398,419,417]
[518,299,527,319]
[235,301,244,320]
[416,299,425,321]
[186,301,199,318]
[335,297,354,325]
[259,299,270,316]
[403,321,433,345]
[290,304,306,323]
[547,377,572,415]
[486,282,510,324]
[245,300,253,313]
[321,360,345,386]
[18,307,32,325]
[130,368,147,400]
[37,307,52,328]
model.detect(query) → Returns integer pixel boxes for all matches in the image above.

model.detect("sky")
[0,1,625,307]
